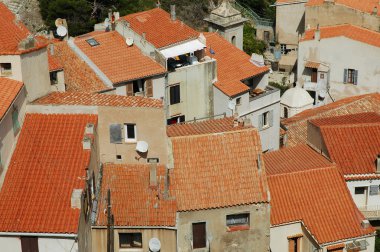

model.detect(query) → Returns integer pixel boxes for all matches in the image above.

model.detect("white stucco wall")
[220,25,244,51]
[347,179,380,209]
[0,237,22,252]
[270,222,304,252]
[152,75,165,100]
[0,237,77,252]
[276,2,306,46]
[298,36,380,101]
[280,103,313,118]
[0,55,22,81]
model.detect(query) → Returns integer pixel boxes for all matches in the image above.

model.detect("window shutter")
[126,83,133,96]
[192,222,206,249]
[258,114,263,131]
[288,239,295,252]
[343,69,348,83]
[145,79,153,97]
[354,70,358,85]
[269,110,274,127]
[12,108,20,134]
[109,124,122,143]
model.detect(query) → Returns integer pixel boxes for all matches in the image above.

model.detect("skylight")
[86,38,100,47]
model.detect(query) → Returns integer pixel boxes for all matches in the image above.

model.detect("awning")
[305,61,320,69]
[159,39,206,59]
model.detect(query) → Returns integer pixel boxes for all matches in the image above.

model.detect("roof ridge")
[320,122,380,129]
[268,165,337,177]
[169,127,257,139]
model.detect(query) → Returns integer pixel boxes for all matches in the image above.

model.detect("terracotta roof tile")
[264,144,333,175]
[96,164,176,227]
[170,129,269,211]
[204,32,269,97]
[167,116,250,137]
[48,45,63,72]
[282,93,380,146]
[0,77,23,120]
[309,112,380,127]
[53,41,107,92]
[345,174,380,181]
[319,123,380,175]
[326,243,345,251]
[34,91,163,108]
[122,8,199,48]
[74,31,166,84]
[0,113,97,233]
[301,24,380,48]
[306,0,380,16]
[269,167,375,244]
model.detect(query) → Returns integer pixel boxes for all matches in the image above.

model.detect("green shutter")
[343,69,348,83]
[12,108,20,134]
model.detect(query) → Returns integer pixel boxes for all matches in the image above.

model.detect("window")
[259,111,273,130]
[170,84,180,105]
[355,187,367,195]
[109,124,123,143]
[86,38,99,47]
[50,71,58,85]
[226,213,249,231]
[167,115,185,125]
[236,97,241,106]
[21,237,39,252]
[12,106,20,135]
[288,237,301,252]
[283,107,289,119]
[231,36,236,46]
[281,44,287,54]
[124,123,136,142]
[192,222,206,249]
[344,68,358,85]
[116,155,122,161]
[119,233,142,249]
[0,63,12,76]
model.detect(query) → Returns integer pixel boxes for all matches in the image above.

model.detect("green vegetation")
[243,23,267,55]
[239,0,276,21]
[269,82,290,96]
[376,234,380,252]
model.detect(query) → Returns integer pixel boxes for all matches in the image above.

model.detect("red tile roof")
[48,45,63,72]
[301,24,380,48]
[282,93,380,146]
[122,8,199,48]
[204,32,269,97]
[54,41,107,92]
[309,112,380,127]
[0,113,97,233]
[74,31,166,84]
[320,123,380,175]
[96,164,176,227]
[167,116,251,137]
[170,129,269,211]
[0,3,47,55]
[264,144,334,175]
[0,78,23,120]
[269,167,375,244]
[34,91,163,108]
[306,0,380,16]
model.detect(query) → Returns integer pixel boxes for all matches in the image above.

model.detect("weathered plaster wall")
[276,3,306,46]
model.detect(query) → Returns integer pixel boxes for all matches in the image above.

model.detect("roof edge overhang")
[177,200,270,212]
[92,225,176,230]
[0,232,77,238]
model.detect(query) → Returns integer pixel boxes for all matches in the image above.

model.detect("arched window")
[231,36,236,46]
[284,107,289,118]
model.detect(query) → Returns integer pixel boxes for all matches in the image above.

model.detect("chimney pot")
[170,5,176,21]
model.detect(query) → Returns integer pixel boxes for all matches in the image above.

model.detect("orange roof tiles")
[320,123,380,175]
[310,112,380,127]
[96,164,176,227]
[304,61,320,69]
[306,0,380,16]
[0,3,47,55]
[122,8,199,48]
[0,78,23,120]
[301,24,380,48]
[48,45,63,72]
[204,32,269,97]
[34,91,163,108]
[282,93,380,146]
[269,167,375,244]
[264,144,333,175]
[74,31,166,84]
[170,129,269,211]
[0,113,97,233]
[167,116,250,137]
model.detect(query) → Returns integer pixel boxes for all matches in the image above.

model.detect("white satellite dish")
[228,100,236,110]
[319,89,326,98]
[126,37,134,46]
[136,141,149,153]
[148,238,161,252]
[56,25,68,37]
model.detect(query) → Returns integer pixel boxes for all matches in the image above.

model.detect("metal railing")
[234,1,274,27]
[358,205,380,219]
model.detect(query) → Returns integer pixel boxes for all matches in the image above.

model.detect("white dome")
[281,87,314,108]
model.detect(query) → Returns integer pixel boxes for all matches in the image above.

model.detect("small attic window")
[86,38,100,47]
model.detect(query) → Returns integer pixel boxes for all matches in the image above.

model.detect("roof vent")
[361,219,370,229]
[126,37,134,46]
[71,189,83,209]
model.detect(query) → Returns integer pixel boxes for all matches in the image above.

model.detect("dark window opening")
[192,222,206,249]
[167,115,185,125]
[231,36,236,46]
[21,237,39,252]
[86,38,100,47]
[50,71,58,85]
[125,124,136,141]
[170,85,180,105]
[355,187,366,195]
[116,155,122,160]
[119,233,142,248]
[0,63,12,76]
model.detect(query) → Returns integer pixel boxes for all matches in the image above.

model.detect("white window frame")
[124,123,137,143]
[262,111,270,128]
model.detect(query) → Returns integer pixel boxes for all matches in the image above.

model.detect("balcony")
[358,205,380,220]
[249,86,279,102]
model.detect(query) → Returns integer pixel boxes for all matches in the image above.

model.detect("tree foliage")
[243,23,266,55]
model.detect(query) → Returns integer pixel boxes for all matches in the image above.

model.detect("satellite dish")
[55,18,63,27]
[319,89,326,98]
[56,25,68,37]
[228,100,236,110]
[126,37,134,46]
[136,141,149,153]
[148,238,161,252]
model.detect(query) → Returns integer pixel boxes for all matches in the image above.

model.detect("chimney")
[149,160,158,188]
[315,24,320,41]
[233,113,239,127]
[243,118,252,127]
[50,44,54,55]
[83,136,91,150]
[361,219,370,229]
[170,5,176,21]
[71,189,83,209]
[156,0,161,8]
[376,154,380,173]
[85,123,95,135]
[373,6,378,15]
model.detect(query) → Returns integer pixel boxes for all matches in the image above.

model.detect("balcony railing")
[358,205,380,219]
